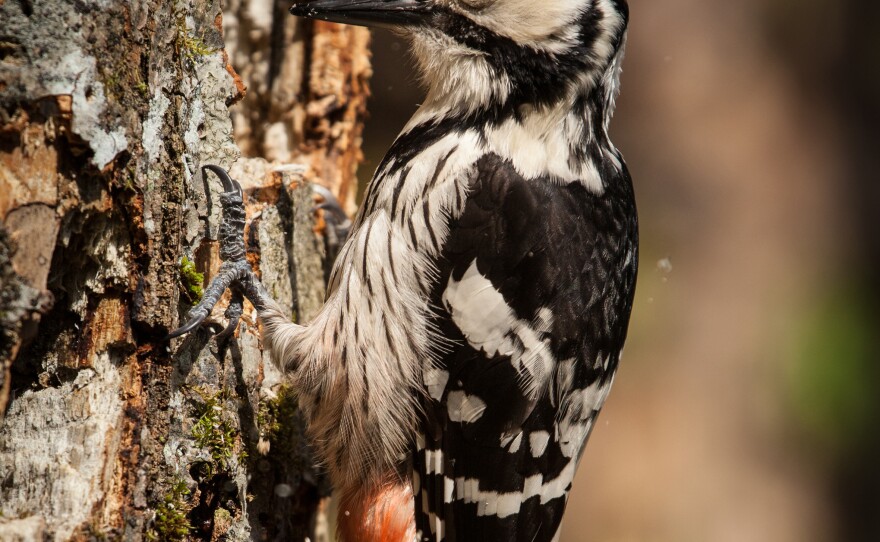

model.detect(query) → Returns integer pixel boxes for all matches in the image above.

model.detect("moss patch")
[190,386,237,473]
[185,387,244,539]
[256,386,304,457]
[146,479,192,542]
[179,256,204,305]
[175,15,217,62]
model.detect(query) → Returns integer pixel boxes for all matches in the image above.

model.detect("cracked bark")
[0,1,370,540]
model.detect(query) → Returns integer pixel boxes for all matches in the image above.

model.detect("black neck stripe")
[426,6,614,109]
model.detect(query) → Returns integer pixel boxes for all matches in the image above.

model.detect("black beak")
[290,0,435,29]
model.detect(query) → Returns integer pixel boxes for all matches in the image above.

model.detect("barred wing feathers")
[412,154,637,541]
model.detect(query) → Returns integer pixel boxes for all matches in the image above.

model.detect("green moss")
[190,387,237,473]
[114,163,138,194]
[213,508,233,535]
[256,386,304,457]
[103,73,121,97]
[146,479,191,542]
[179,256,204,305]
[175,15,217,61]
[183,388,244,534]
[123,171,136,193]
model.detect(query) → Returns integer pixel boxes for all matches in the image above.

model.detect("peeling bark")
[0,0,369,540]
[223,1,371,212]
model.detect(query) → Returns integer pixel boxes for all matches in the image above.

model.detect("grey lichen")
[0,352,124,540]
[0,2,129,169]
[49,50,129,169]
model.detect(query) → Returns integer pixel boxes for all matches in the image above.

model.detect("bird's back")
[413,153,638,541]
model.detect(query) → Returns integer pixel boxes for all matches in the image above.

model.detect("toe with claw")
[312,184,352,251]
[167,165,271,341]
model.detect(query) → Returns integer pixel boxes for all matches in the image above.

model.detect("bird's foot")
[167,165,268,340]
[312,184,352,250]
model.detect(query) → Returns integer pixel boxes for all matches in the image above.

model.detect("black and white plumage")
[172,1,636,540]
[414,151,636,541]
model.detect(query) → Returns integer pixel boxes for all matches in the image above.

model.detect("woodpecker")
[171,1,637,540]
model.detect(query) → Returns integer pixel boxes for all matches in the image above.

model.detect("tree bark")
[0,1,369,540]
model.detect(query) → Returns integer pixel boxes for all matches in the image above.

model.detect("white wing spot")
[424,367,450,401]
[425,449,444,475]
[501,431,524,454]
[443,260,555,397]
[447,390,487,424]
[529,431,550,458]
[555,376,616,458]
[444,476,455,503]
[452,460,577,518]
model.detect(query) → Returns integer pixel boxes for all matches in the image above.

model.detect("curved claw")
[203,165,248,262]
[165,164,250,340]
[215,291,244,341]
[167,167,269,343]
[314,201,351,224]
[165,310,209,341]
[203,164,241,195]
[311,185,346,218]
[311,185,352,245]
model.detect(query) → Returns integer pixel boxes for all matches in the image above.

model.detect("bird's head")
[291,0,629,118]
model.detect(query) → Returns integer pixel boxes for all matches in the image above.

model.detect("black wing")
[413,153,638,541]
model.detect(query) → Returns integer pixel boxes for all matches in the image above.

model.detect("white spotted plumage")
[443,259,556,398]
[262,1,638,540]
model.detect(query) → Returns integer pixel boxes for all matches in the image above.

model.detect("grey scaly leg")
[167,165,273,340]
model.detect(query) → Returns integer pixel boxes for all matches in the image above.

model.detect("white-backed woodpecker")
[170,1,637,540]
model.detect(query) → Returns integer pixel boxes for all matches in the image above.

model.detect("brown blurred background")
[358,1,880,540]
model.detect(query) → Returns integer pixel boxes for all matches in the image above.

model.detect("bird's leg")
[167,165,273,340]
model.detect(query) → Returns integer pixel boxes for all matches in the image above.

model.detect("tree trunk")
[0,1,370,540]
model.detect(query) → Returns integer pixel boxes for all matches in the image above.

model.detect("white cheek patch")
[410,29,511,117]
[466,0,589,50]
[593,0,627,58]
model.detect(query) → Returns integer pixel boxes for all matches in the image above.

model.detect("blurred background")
[358,1,880,540]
